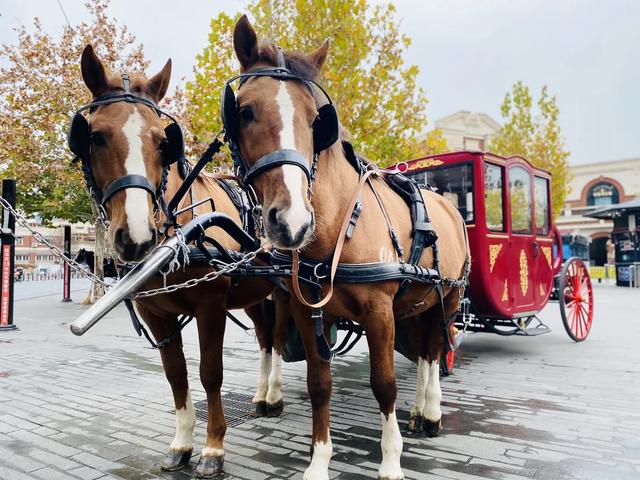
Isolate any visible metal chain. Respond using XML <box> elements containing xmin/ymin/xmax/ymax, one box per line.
<box><xmin>0</xmin><ymin>196</ymin><xmax>272</xmax><ymax>299</ymax></box>
<box><xmin>133</xmin><ymin>242</ymin><xmax>270</xmax><ymax>299</ymax></box>
<box><xmin>0</xmin><ymin>196</ymin><xmax>108</xmax><ymax>286</ymax></box>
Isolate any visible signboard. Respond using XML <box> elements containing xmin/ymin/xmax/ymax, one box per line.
<box><xmin>1</xmin><ymin>244</ymin><xmax>11</xmax><ymax>326</ymax></box>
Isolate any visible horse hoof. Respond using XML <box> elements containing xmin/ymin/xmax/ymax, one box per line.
<box><xmin>160</xmin><ymin>448</ymin><xmax>192</xmax><ymax>471</ymax></box>
<box><xmin>407</xmin><ymin>414</ymin><xmax>424</xmax><ymax>434</ymax></box>
<box><xmin>252</xmin><ymin>401</ymin><xmax>267</xmax><ymax>417</ymax></box>
<box><xmin>266</xmin><ymin>399</ymin><xmax>284</xmax><ymax>417</ymax></box>
<box><xmin>193</xmin><ymin>454</ymin><xmax>224</xmax><ymax>478</ymax></box>
<box><xmin>423</xmin><ymin>417</ymin><xmax>441</xmax><ymax>437</ymax></box>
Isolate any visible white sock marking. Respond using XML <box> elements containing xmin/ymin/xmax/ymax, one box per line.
<box><xmin>275</xmin><ymin>82</ymin><xmax>311</xmax><ymax>240</ymax></box>
<box><xmin>411</xmin><ymin>357</ymin><xmax>429</xmax><ymax>417</ymax></box>
<box><xmin>266</xmin><ymin>351</ymin><xmax>283</xmax><ymax>405</ymax></box>
<box><xmin>201</xmin><ymin>447</ymin><xmax>224</xmax><ymax>458</ymax></box>
<box><xmin>379</xmin><ymin>409</ymin><xmax>404</xmax><ymax>479</ymax></box>
<box><xmin>424</xmin><ymin>360</ymin><xmax>442</xmax><ymax>422</ymax></box>
<box><xmin>170</xmin><ymin>389</ymin><xmax>196</xmax><ymax>451</ymax></box>
<box><xmin>121</xmin><ymin>108</ymin><xmax>153</xmax><ymax>244</ymax></box>
<box><xmin>253</xmin><ymin>348</ymin><xmax>271</xmax><ymax>403</ymax></box>
<box><xmin>304</xmin><ymin>432</ymin><xmax>332</xmax><ymax>480</ymax></box>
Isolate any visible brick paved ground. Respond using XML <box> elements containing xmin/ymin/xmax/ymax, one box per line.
<box><xmin>0</xmin><ymin>282</ymin><xmax>639</xmax><ymax>479</ymax></box>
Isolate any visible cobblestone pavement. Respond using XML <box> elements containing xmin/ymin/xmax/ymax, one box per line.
<box><xmin>0</xmin><ymin>283</ymin><xmax>639</xmax><ymax>479</ymax></box>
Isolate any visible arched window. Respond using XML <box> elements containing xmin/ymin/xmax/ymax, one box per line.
<box><xmin>587</xmin><ymin>182</ymin><xmax>619</xmax><ymax>206</ymax></box>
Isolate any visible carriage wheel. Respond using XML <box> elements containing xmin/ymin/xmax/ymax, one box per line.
<box><xmin>559</xmin><ymin>257</ymin><xmax>593</xmax><ymax>342</ymax></box>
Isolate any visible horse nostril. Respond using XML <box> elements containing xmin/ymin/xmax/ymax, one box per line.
<box><xmin>267</xmin><ymin>208</ymin><xmax>279</xmax><ymax>229</ymax></box>
<box><xmin>114</xmin><ymin>228</ymin><xmax>126</xmax><ymax>245</ymax></box>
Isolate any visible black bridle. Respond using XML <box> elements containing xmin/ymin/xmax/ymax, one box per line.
<box><xmin>220</xmin><ymin>47</ymin><xmax>339</xmax><ymax>191</ymax></box>
<box><xmin>68</xmin><ymin>74</ymin><xmax>185</xmax><ymax>224</ymax></box>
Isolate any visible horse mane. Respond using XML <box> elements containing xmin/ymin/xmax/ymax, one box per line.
<box><xmin>256</xmin><ymin>42</ymin><xmax>320</xmax><ymax>80</ymax></box>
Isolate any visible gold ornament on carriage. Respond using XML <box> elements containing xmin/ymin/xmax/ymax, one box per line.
<box><xmin>519</xmin><ymin>249</ymin><xmax>528</xmax><ymax>295</ymax></box>
<box><xmin>541</xmin><ymin>246</ymin><xmax>552</xmax><ymax>268</ymax></box>
<box><xmin>489</xmin><ymin>244</ymin><xmax>502</xmax><ymax>272</ymax></box>
<box><xmin>407</xmin><ymin>159</ymin><xmax>444</xmax><ymax>171</ymax></box>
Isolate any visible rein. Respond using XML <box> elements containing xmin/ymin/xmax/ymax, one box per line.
<box><xmin>290</xmin><ymin>166</ymin><xmax>379</xmax><ymax>309</ymax></box>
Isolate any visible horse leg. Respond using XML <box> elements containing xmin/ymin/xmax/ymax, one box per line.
<box><xmin>290</xmin><ymin>301</ymin><xmax>333</xmax><ymax>480</ymax></box>
<box><xmin>266</xmin><ymin>292</ymin><xmax>292</xmax><ymax>417</ymax></box>
<box><xmin>244</xmin><ymin>302</ymin><xmax>273</xmax><ymax>417</ymax></box>
<box><xmin>404</xmin><ymin>316</ymin><xmax>429</xmax><ymax>435</ymax></box>
<box><xmin>364</xmin><ymin>303</ymin><xmax>404</xmax><ymax>480</ymax></box>
<box><xmin>136</xmin><ymin>305</ymin><xmax>194</xmax><ymax>471</ymax></box>
<box><xmin>421</xmin><ymin>289</ymin><xmax>462</xmax><ymax>437</ymax></box>
<box><xmin>193</xmin><ymin>299</ymin><xmax>227</xmax><ymax>478</ymax></box>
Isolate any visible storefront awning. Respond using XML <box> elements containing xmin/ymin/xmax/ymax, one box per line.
<box><xmin>585</xmin><ymin>198</ymin><xmax>640</xmax><ymax>219</ymax></box>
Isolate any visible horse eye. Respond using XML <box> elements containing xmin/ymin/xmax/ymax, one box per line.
<box><xmin>90</xmin><ymin>132</ymin><xmax>105</xmax><ymax>146</ymax></box>
<box><xmin>239</xmin><ymin>107</ymin><xmax>255</xmax><ymax>123</ymax></box>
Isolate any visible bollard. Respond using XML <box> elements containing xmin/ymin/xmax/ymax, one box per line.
<box><xmin>62</xmin><ymin>225</ymin><xmax>72</xmax><ymax>302</ymax></box>
<box><xmin>0</xmin><ymin>179</ymin><xmax>17</xmax><ymax>331</ymax></box>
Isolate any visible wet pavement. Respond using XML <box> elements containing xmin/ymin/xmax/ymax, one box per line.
<box><xmin>0</xmin><ymin>282</ymin><xmax>639</xmax><ymax>479</ymax></box>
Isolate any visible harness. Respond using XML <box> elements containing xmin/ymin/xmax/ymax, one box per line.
<box><xmin>221</xmin><ymin>47</ymin><xmax>339</xmax><ymax>192</ymax></box>
<box><xmin>68</xmin><ymin>74</ymin><xmax>186</xmax><ymax>224</ymax></box>
<box><xmin>216</xmin><ymin>52</ymin><xmax>469</xmax><ymax>362</ymax></box>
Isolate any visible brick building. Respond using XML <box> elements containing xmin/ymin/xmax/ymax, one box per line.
<box><xmin>14</xmin><ymin>221</ymin><xmax>96</xmax><ymax>273</ymax></box>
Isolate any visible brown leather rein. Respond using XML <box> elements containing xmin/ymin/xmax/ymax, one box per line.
<box><xmin>290</xmin><ymin>165</ymin><xmax>380</xmax><ymax>309</ymax></box>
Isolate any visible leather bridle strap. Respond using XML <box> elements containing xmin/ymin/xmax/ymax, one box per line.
<box><xmin>101</xmin><ymin>174</ymin><xmax>158</xmax><ymax>206</ymax></box>
<box><xmin>290</xmin><ymin>166</ymin><xmax>378</xmax><ymax>309</ymax></box>
<box><xmin>244</xmin><ymin>149</ymin><xmax>311</xmax><ymax>186</ymax></box>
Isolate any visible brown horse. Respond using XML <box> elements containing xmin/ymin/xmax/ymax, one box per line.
<box><xmin>227</xmin><ymin>17</ymin><xmax>469</xmax><ymax>480</ymax></box>
<box><xmin>74</xmin><ymin>45</ymin><xmax>286</xmax><ymax>478</ymax></box>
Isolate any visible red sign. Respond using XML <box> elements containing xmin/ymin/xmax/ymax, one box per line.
<box><xmin>63</xmin><ymin>262</ymin><xmax>70</xmax><ymax>299</ymax></box>
<box><xmin>1</xmin><ymin>244</ymin><xmax>11</xmax><ymax>326</ymax></box>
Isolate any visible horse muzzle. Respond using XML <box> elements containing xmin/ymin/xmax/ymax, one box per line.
<box><xmin>113</xmin><ymin>228</ymin><xmax>157</xmax><ymax>262</ymax></box>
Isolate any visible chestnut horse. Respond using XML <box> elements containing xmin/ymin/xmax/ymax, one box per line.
<box><xmin>225</xmin><ymin>17</ymin><xmax>469</xmax><ymax>480</ymax></box>
<box><xmin>72</xmin><ymin>45</ymin><xmax>286</xmax><ymax>477</ymax></box>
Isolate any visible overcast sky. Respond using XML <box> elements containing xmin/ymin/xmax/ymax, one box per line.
<box><xmin>1</xmin><ymin>0</ymin><xmax>638</xmax><ymax>165</ymax></box>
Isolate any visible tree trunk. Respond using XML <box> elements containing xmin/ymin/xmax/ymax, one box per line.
<box><xmin>82</xmin><ymin>204</ymin><xmax>106</xmax><ymax>305</ymax></box>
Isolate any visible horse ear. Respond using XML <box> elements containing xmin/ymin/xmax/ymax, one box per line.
<box><xmin>234</xmin><ymin>14</ymin><xmax>259</xmax><ymax>71</ymax></box>
<box><xmin>147</xmin><ymin>59</ymin><xmax>172</xmax><ymax>102</ymax></box>
<box><xmin>81</xmin><ymin>45</ymin><xmax>109</xmax><ymax>97</ymax></box>
<box><xmin>309</xmin><ymin>39</ymin><xmax>330</xmax><ymax>70</ymax></box>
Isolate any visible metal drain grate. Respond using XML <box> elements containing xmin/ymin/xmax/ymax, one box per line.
<box><xmin>172</xmin><ymin>392</ymin><xmax>255</xmax><ymax>428</ymax></box>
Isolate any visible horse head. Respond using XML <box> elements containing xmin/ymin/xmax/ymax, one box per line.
<box><xmin>70</xmin><ymin>45</ymin><xmax>176</xmax><ymax>262</ymax></box>
<box><xmin>225</xmin><ymin>16</ymin><xmax>338</xmax><ymax>250</ymax></box>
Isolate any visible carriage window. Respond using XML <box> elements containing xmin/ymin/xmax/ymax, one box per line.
<box><xmin>484</xmin><ymin>163</ymin><xmax>504</xmax><ymax>231</ymax></box>
<box><xmin>509</xmin><ymin>166</ymin><xmax>532</xmax><ymax>233</ymax></box>
<box><xmin>534</xmin><ymin>176</ymin><xmax>550</xmax><ymax>235</ymax></box>
<box><xmin>408</xmin><ymin>164</ymin><xmax>474</xmax><ymax>222</ymax></box>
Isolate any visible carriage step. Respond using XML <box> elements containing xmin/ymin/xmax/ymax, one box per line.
<box><xmin>513</xmin><ymin>317</ymin><xmax>551</xmax><ymax>336</ymax></box>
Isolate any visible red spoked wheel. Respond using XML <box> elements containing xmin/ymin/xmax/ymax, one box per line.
<box><xmin>559</xmin><ymin>257</ymin><xmax>594</xmax><ymax>341</ymax></box>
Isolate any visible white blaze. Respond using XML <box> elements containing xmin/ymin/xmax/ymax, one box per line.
<box><xmin>266</xmin><ymin>352</ymin><xmax>283</xmax><ymax>405</ymax></box>
<box><xmin>378</xmin><ymin>409</ymin><xmax>404</xmax><ymax>479</ymax></box>
<box><xmin>121</xmin><ymin>108</ymin><xmax>153</xmax><ymax>244</ymax></box>
<box><xmin>253</xmin><ymin>348</ymin><xmax>272</xmax><ymax>403</ymax></box>
<box><xmin>170</xmin><ymin>389</ymin><xmax>196</xmax><ymax>451</ymax></box>
<box><xmin>424</xmin><ymin>360</ymin><xmax>442</xmax><ymax>422</ymax></box>
<box><xmin>275</xmin><ymin>82</ymin><xmax>311</xmax><ymax>239</ymax></box>
<box><xmin>304</xmin><ymin>433</ymin><xmax>333</xmax><ymax>480</ymax></box>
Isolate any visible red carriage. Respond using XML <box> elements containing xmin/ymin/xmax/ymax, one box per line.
<box><xmin>394</xmin><ymin>151</ymin><xmax>594</xmax><ymax>372</ymax></box>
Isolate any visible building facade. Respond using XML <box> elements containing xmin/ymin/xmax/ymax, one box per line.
<box><xmin>434</xmin><ymin>111</ymin><xmax>501</xmax><ymax>152</ymax></box>
<box><xmin>14</xmin><ymin>221</ymin><xmax>96</xmax><ymax>273</ymax></box>
<box><xmin>556</xmin><ymin>157</ymin><xmax>640</xmax><ymax>265</ymax></box>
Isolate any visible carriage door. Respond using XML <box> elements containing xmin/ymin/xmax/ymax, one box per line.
<box><xmin>532</xmin><ymin>176</ymin><xmax>554</xmax><ymax>304</ymax></box>
<box><xmin>508</xmin><ymin>166</ymin><xmax>536</xmax><ymax>313</ymax></box>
